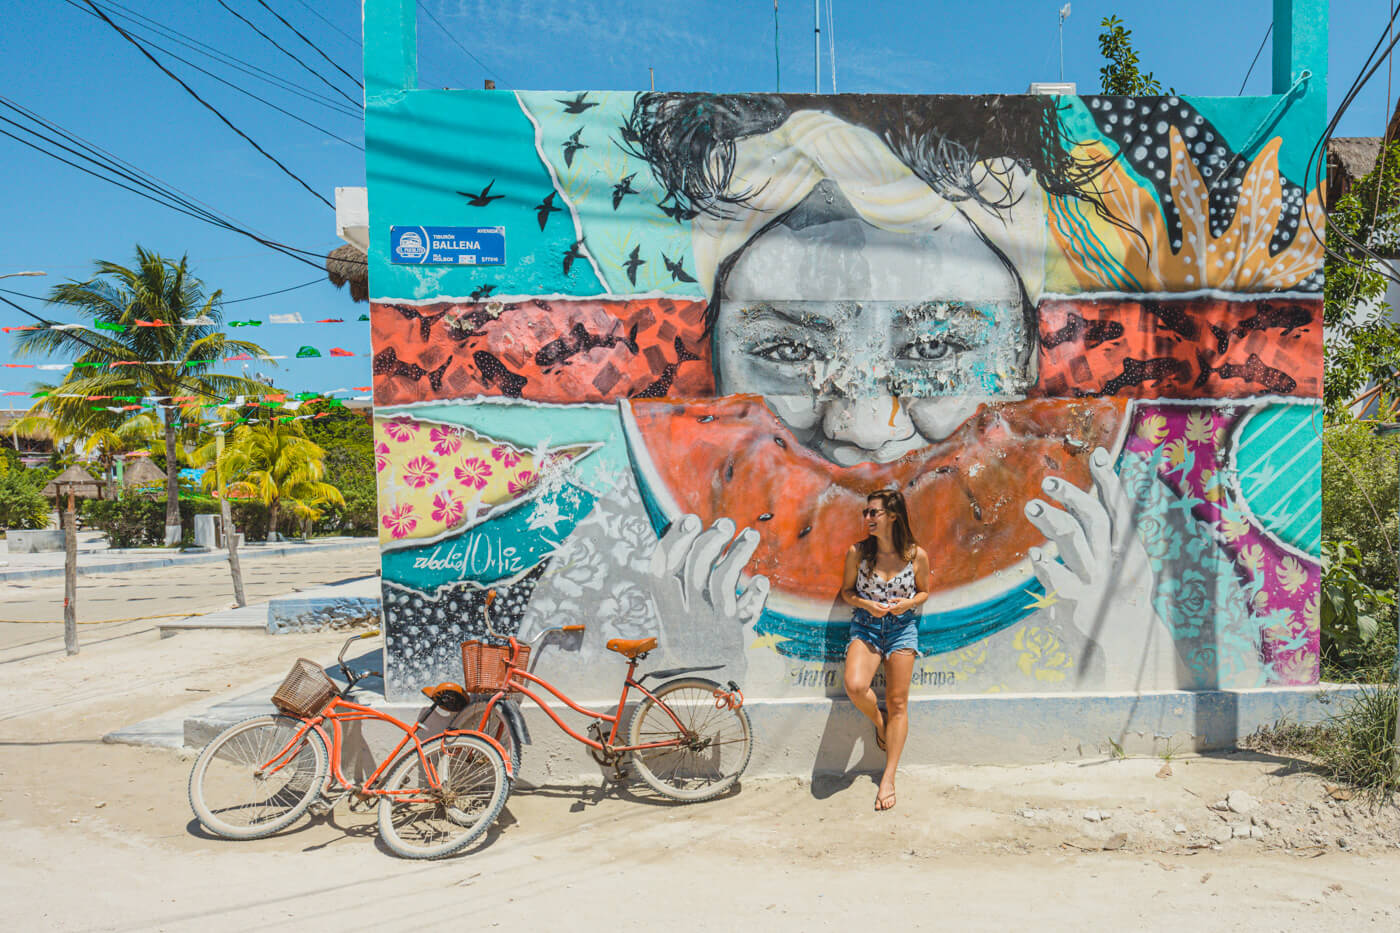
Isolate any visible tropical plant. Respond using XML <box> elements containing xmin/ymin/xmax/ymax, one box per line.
<box><xmin>11</xmin><ymin>395</ymin><xmax>159</xmax><ymax>488</ymax></box>
<box><xmin>1097</xmin><ymin>15</ymin><xmax>1164</xmax><ymax>96</ymax></box>
<box><xmin>12</xmin><ymin>247</ymin><xmax>269</xmax><ymax>544</ymax></box>
<box><xmin>0</xmin><ymin>468</ymin><xmax>51</xmax><ymax>530</ymax></box>
<box><xmin>193</xmin><ymin>417</ymin><xmax>344</xmax><ymax>541</ymax></box>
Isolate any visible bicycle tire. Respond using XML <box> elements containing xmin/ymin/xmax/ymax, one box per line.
<box><xmin>626</xmin><ymin>677</ymin><xmax>753</xmax><ymax>802</ymax></box>
<box><xmin>376</xmin><ymin>733</ymin><xmax>508</xmax><ymax>859</ymax></box>
<box><xmin>188</xmin><ymin>714</ymin><xmax>328</xmax><ymax>839</ymax></box>
<box><xmin>454</xmin><ymin>700</ymin><xmax>522</xmax><ymax>777</ymax></box>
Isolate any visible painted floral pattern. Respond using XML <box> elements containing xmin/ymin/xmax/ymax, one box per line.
<box><xmin>373</xmin><ymin>414</ymin><xmax>599</xmax><ymax>545</ymax></box>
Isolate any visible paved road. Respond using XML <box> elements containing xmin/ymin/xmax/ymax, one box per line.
<box><xmin>0</xmin><ymin>543</ymin><xmax>381</xmax><ymax>651</ymax></box>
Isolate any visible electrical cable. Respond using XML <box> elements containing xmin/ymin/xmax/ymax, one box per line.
<box><xmin>251</xmin><ymin>0</ymin><xmax>363</xmax><ymax>90</ymax></box>
<box><xmin>59</xmin><ymin>3</ymin><xmax>362</xmax><ymax>150</ymax></box>
<box><xmin>213</xmin><ymin>0</ymin><xmax>360</xmax><ymax>108</ymax></box>
<box><xmin>416</xmin><ymin>1</ymin><xmax>513</xmax><ymax>89</ymax></box>
<box><xmin>221</xmin><ymin>276</ymin><xmax>327</xmax><ymax>303</ymax></box>
<box><xmin>81</xmin><ymin>0</ymin><xmax>335</xmax><ymax>210</ymax></box>
<box><xmin>61</xmin><ymin>0</ymin><xmax>361</xmax><ymax>119</ymax></box>
<box><xmin>289</xmin><ymin>0</ymin><xmax>361</xmax><ymax>47</ymax></box>
<box><xmin>1237</xmin><ymin>22</ymin><xmax>1273</xmax><ymax>95</ymax></box>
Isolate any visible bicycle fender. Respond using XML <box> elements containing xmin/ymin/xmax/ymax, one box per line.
<box><xmin>495</xmin><ymin>698</ymin><xmax>531</xmax><ymax>746</ymax></box>
<box><xmin>442</xmin><ymin>729</ymin><xmax>515</xmax><ymax>779</ymax></box>
<box><xmin>637</xmin><ymin>664</ymin><xmax>726</xmax><ymax>684</ymax></box>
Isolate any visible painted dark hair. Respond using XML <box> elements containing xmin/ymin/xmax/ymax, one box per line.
<box><xmin>857</xmin><ymin>489</ymin><xmax>918</xmax><ymax>566</ymax></box>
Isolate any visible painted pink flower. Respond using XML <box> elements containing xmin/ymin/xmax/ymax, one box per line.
<box><xmin>382</xmin><ymin>504</ymin><xmax>417</xmax><ymax>539</ymax></box>
<box><xmin>383</xmin><ymin>417</ymin><xmax>418</xmax><ymax>442</ymax></box>
<box><xmin>375</xmin><ymin>441</ymin><xmax>390</xmax><ymax>473</ymax></box>
<box><xmin>430</xmin><ymin>425</ymin><xmax>464</xmax><ymax>457</ymax></box>
<box><xmin>403</xmin><ymin>455</ymin><xmax>439</xmax><ymax>488</ymax></box>
<box><xmin>490</xmin><ymin>444</ymin><xmax>521</xmax><ymax>468</ymax></box>
<box><xmin>431</xmin><ymin>490</ymin><xmax>464</xmax><ymax>525</ymax></box>
<box><xmin>508</xmin><ymin>470</ymin><xmax>537</xmax><ymax>495</ymax></box>
<box><xmin>454</xmin><ymin>457</ymin><xmax>492</xmax><ymax>490</ymax></box>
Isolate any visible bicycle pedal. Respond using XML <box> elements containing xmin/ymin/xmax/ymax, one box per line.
<box><xmin>308</xmin><ymin>793</ymin><xmax>343</xmax><ymax>817</ymax></box>
<box><xmin>348</xmin><ymin>792</ymin><xmax>377</xmax><ymax>813</ymax></box>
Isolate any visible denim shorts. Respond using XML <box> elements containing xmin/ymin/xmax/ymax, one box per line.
<box><xmin>848</xmin><ymin>607</ymin><xmax>921</xmax><ymax>658</ymax></box>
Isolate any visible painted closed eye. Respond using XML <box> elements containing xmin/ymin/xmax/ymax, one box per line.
<box><xmin>749</xmin><ymin>340</ymin><xmax>824</xmax><ymax>363</ymax></box>
<box><xmin>898</xmin><ymin>335</ymin><xmax>970</xmax><ymax>362</ymax></box>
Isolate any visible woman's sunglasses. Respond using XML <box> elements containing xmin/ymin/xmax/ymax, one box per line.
<box><xmin>862</xmin><ymin>508</ymin><xmax>886</xmax><ymax>518</ymax></box>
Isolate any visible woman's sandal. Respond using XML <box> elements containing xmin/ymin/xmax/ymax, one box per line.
<box><xmin>875</xmin><ymin>790</ymin><xmax>896</xmax><ymax>811</ymax></box>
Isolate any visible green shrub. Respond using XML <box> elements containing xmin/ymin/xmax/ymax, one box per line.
<box><xmin>1247</xmin><ymin>686</ymin><xmax>1399</xmax><ymax>801</ymax></box>
<box><xmin>0</xmin><ymin>469</ymin><xmax>52</xmax><ymax>530</ymax></box>
<box><xmin>82</xmin><ymin>496</ymin><xmax>272</xmax><ymax>547</ymax></box>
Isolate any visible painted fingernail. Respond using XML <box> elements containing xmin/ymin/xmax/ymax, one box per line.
<box><xmin>1042</xmin><ymin>477</ymin><xmax>1058</xmax><ymax>492</ymax></box>
<box><xmin>1092</xmin><ymin>448</ymin><xmax>1110</xmax><ymax>467</ymax></box>
<box><xmin>1029</xmin><ymin>547</ymin><xmax>1042</xmax><ymax>561</ymax></box>
<box><xmin>1025</xmin><ymin>501</ymin><xmax>1043</xmax><ymax>517</ymax></box>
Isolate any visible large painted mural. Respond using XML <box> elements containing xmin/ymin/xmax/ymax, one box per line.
<box><xmin>365</xmin><ymin>89</ymin><xmax>1323</xmax><ymax>701</ymax></box>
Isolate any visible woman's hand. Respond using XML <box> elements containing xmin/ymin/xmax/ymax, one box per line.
<box><xmin>863</xmin><ymin>599</ymin><xmax>892</xmax><ymax>618</ymax></box>
<box><xmin>884</xmin><ymin>598</ymin><xmax>918</xmax><ymax>616</ymax></box>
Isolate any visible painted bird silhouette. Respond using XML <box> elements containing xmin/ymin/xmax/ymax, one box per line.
<box><xmin>661</xmin><ymin>252</ymin><xmax>696</xmax><ymax>283</ymax></box>
<box><xmin>535</xmin><ymin>191</ymin><xmax>562</xmax><ymax>230</ymax></box>
<box><xmin>562</xmin><ymin>239</ymin><xmax>586</xmax><ymax>275</ymax></box>
<box><xmin>557</xmin><ymin>92</ymin><xmax>599</xmax><ymax>114</ymax></box>
<box><xmin>470</xmin><ymin>284</ymin><xmax>496</xmax><ymax>300</ymax></box>
<box><xmin>457</xmin><ymin>180</ymin><xmax>504</xmax><ymax>206</ymax></box>
<box><xmin>624</xmin><ymin>245</ymin><xmax>646</xmax><ymax>286</ymax></box>
<box><xmin>611</xmin><ymin>173</ymin><xmax>638</xmax><ymax>210</ymax></box>
<box><xmin>562</xmin><ymin>128</ymin><xmax>587</xmax><ymax>167</ymax></box>
<box><xmin>658</xmin><ymin>199</ymin><xmax>698</xmax><ymax>222</ymax></box>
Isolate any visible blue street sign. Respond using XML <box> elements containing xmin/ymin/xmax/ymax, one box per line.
<box><xmin>390</xmin><ymin>226</ymin><xmax>506</xmax><ymax>265</ymax></box>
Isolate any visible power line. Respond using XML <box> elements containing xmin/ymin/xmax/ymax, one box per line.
<box><xmin>213</xmin><ymin>0</ymin><xmax>360</xmax><ymax>108</ymax></box>
<box><xmin>288</xmin><ymin>0</ymin><xmax>361</xmax><ymax>48</ymax></box>
<box><xmin>251</xmin><ymin>0</ymin><xmax>363</xmax><ymax>90</ymax></box>
<box><xmin>221</xmin><ymin>276</ymin><xmax>327</xmax><ymax>303</ymax></box>
<box><xmin>416</xmin><ymin>1</ymin><xmax>514</xmax><ymax>89</ymax></box>
<box><xmin>60</xmin><ymin>1</ymin><xmax>361</xmax><ymax>150</ymax></box>
<box><xmin>80</xmin><ymin>0</ymin><xmax>335</xmax><ymax>211</ymax></box>
<box><xmin>1237</xmin><ymin>22</ymin><xmax>1273</xmax><ymax>95</ymax></box>
<box><xmin>64</xmin><ymin>0</ymin><xmax>361</xmax><ymax>119</ymax></box>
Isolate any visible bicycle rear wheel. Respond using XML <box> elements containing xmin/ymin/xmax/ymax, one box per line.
<box><xmin>626</xmin><ymin>677</ymin><xmax>752</xmax><ymax>802</ymax></box>
<box><xmin>188</xmin><ymin>714</ymin><xmax>328</xmax><ymax>839</ymax></box>
<box><xmin>377</xmin><ymin>733</ymin><xmax>508</xmax><ymax>859</ymax></box>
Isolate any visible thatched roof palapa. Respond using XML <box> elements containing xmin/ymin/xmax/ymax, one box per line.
<box><xmin>42</xmin><ymin>464</ymin><xmax>105</xmax><ymax>500</ymax></box>
<box><xmin>121</xmin><ymin>456</ymin><xmax>165</xmax><ymax>492</ymax></box>
<box><xmin>326</xmin><ymin>244</ymin><xmax>368</xmax><ymax>303</ymax></box>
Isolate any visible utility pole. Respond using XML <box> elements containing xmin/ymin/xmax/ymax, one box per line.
<box><xmin>814</xmin><ymin>0</ymin><xmax>821</xmax><ymax>92</ymax></box>
<box><xmin>1058</xmin><ymin>3</ymin><xmax>1071</xmax><ymax>84</ymax></box>
<box><xmin>216</xmin><ymin>429</ymin><xmax>247</xmax><ymax>607</ymax></box>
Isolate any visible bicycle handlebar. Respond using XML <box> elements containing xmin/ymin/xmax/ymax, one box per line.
<box><xmin>481</xmin><ymin>589</ymin><xmax>585</xmax><ymax>677</ymax></box>
<box><xmin>337</xmin><ymin>629</ymin><xmax>382</xmax><ymax>686</ymax></box>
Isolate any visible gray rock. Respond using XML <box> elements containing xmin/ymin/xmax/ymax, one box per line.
<box><xmin>1173</xmin><ymin>823</ymin><xmax>1187</xmax><ymax>834</ymax></box>
<box><xmin>1226</xmin><ymin>790</ymin><xmax>1260</xmax><ymax>815</ymax></box>
<box><xmin>1207</xmin><ymin>824</ymin><xmax>1234</xmax><ymax>844</ymax></box>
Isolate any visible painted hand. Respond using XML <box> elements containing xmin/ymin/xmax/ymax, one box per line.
<box><xmin>1023</xmin><ymin>447</ymin><xmax>1181</xmax><ymax>690</ymax></box>
<box><xmin>648</xmin><ymin>514</ymin><xmax>771</xmax><ymax>661</ymax></box>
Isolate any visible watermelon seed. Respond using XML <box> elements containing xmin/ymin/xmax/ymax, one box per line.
<box><xmin>697</xmin><ymin>414</ymin><xmax>715</xmax><ymax>423</ymax></box>
<box><xmin>757</xmin><ymin>512</ymin><xmax>774</xmax><ymax>522</ymax></box>
<box><xmin>725</xmin><ymin>463</ymin><xmax>735</xmax><ymax>481</ymax></box>
<box><xmin>773</xmin><ymin>436</ymin><xmax>787</xmax><ymax>448</ymax></box>
<box><xmin>797</xmin><ymin>525</ymin><xmax>812</xmax><ymax>538</ymax></box>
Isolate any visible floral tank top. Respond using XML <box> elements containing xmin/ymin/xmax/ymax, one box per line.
<box><xmin>856</xmin><ymin>557</ymin><xmax>917</xmax><ymax>603</ymax></box>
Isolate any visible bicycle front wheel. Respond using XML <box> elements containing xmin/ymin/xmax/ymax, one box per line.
<box><xmin>626</xmin><ymin>677</ymin><xmax>753</xmax><ymax>802</ymax></box>
<box><xmin>188</xmin><ymin>714</ymin><xmax>328</xmax><ymax>839</ymax></box>
<box><xmin>377</xmin><ymin>733</ymin><xmax>508</xmax><ymax>859</ymax></box>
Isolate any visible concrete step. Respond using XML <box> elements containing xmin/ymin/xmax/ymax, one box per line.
<box><xmin>156</xmin><ymin>576</ymin><xmax>383</xmax><ymax>637</ymax></box>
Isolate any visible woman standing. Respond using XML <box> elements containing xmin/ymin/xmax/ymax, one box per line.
<box><xmin>841</xmin><ymin>490</ymin><xmax>930</xmax><ymax>812</ymax></box>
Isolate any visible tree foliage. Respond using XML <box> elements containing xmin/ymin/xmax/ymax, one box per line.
<box><xmin>1097</xmin><ymin>15</ymin><xmax>1163</xmax><ymax>96</ymax></box>
<box><xmin>14</xmin><ymin>247</ymin><xmax>269</xmax><ymax>540</ymax></box>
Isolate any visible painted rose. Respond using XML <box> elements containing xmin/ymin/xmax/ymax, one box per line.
<box><xmin>403</xmin><ymin>455</ymin><xmax>440</xmax><ymax>489</ymax></box>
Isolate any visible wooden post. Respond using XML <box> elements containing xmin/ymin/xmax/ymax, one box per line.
<box><xmin>216</xmin><ymin>430</ymin><xmax>247</xmax><ymax>607</ymax></box>
<box><xmin>63</xmin><ymin>489</ymin><xmax>78</xmax><ymax>656</ymax></box>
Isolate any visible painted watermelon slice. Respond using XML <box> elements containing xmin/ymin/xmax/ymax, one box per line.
<box><xmin>621</xmin><ymin>395</ymin><xmax>1129</xmax><ymax>659</ymax></box>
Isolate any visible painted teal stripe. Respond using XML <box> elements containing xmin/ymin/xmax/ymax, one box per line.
<box><xmin>1049</xmin><ymin>197</ymin><xmax>1129</xmax><ymax>291</ymax></box>
<box><xmin>1064</xmin><ymin>197</ymin><xmax>1142</xmax><ymax>291</ymax></box>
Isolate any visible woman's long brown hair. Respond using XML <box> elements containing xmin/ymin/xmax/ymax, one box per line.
<box><xmin>857</xmin><ymin>489</ymin><xmax>918</xmax><ymax>566</ymax></box>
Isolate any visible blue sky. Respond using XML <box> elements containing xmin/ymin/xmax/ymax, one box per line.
<box><xmin>0</xmin><ymin>0</ymin><xmax>1388</xmax><ymax>398</ymax></box>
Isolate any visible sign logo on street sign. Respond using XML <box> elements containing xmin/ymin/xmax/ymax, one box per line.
<box><xmin>390</xmin><ymin>226</ymin><xmax>506</xmax><ymax>265</ymax></box>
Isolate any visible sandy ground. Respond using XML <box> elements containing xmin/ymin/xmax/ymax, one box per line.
<box><xmin>3</xmin><ymin>614</ymin><xmax>1399</xmax><ymax>932</ymax></box>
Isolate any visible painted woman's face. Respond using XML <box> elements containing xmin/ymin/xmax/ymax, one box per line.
<box><xmin>713</xmin><ymin>212</ymin><xmax>1035</xmax><ymax>466</ymax></box>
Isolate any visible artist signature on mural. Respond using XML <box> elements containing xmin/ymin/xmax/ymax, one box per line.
<box><xmin>411</xmin><ymin>537</ymin><xmax>530</xmax><ymax>580</ymax></box>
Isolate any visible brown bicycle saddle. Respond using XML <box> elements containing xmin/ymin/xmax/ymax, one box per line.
<box><xmin>605</xmin><ymin>637</ymin><xmax>657</xmax><ymax>659</ymax></box>
<box><xmin>421</xmin><ymin>682</ymin><xmax>470</xmax><ymax>712</ymax></box>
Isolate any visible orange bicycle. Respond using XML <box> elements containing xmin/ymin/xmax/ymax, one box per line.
<box><xmin>188</xmin><ymin>630</ymin><xmax>511</xmax><ymax>859</ymax></box>
<box><xmin>442</xmin><ymin>592</ymin><xmax>752</xmax><ymax>801</ymax></box>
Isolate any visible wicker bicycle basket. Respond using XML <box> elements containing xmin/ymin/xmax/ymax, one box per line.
<box><xmin>461</xmin><ymin>640</ymin><xmax>529</xmax><ymax>694</ymax></box>
<box><xmin>271</xmin><ymin>658</ymin><xmax>340</xmax><ymax>718</ymax></box>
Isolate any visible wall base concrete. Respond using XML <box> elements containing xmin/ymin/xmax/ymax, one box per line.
<box><xmin>4</xmin><ymin>529</ymin><xmax>65</xmax><ymax>553</ymax></box>
<box><xmin>357</xmin><ymin>684</ymin><xmax>1358</xmax><ymax>787</ymax></box>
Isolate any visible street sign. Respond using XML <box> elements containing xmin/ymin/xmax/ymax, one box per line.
<box><xmin>390</xmin><ymin>226</ymin><xmax>506</xmax><ymax>265</ymax></box>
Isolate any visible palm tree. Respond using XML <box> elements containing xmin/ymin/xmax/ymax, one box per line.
<box><xmin>14</xmin><ymin>247</ymin><xmax>269</xmax><ymax>544</ymax></box>
<box><xmin>13</xmin><ymin>388</ymin><xmax>160</xmax><ymax>490</ymax></box>
<box><xmin>193</xmin><ymin>417</ymin><xmax>345</xmax><ymax>541</ymax></box>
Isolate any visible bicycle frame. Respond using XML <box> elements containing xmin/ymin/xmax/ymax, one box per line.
<box><xmin>476</xmin><ymin>644</ymin><xmax>689</xmax><ymax>754</ymax></box>
<box><xmin>258</xmin><ymin>696</ymin><xmax>514</xmax><ymax>803</ymax></box>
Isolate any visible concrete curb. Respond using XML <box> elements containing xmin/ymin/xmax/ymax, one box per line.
<box><xmin>0</xmin><ymin>538</ymin><xmax>374</xmax><ymax>583</ymax></box>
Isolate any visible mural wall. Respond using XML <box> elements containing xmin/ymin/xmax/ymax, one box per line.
<box><xmin>365</xmin><ymin>89</ymin><xmax>1323</xmax><ymax>701</ymax></box>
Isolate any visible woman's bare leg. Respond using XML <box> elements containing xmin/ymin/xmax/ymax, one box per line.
<box><xmin>843</xmin><ymin>639</ymin><xmax>886</xmax><ymax>745</ymax></box>
<box><xmin>877</xmin><ymin>649</ymin><xmax>916</xmax><ymax>810</ymax></box>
